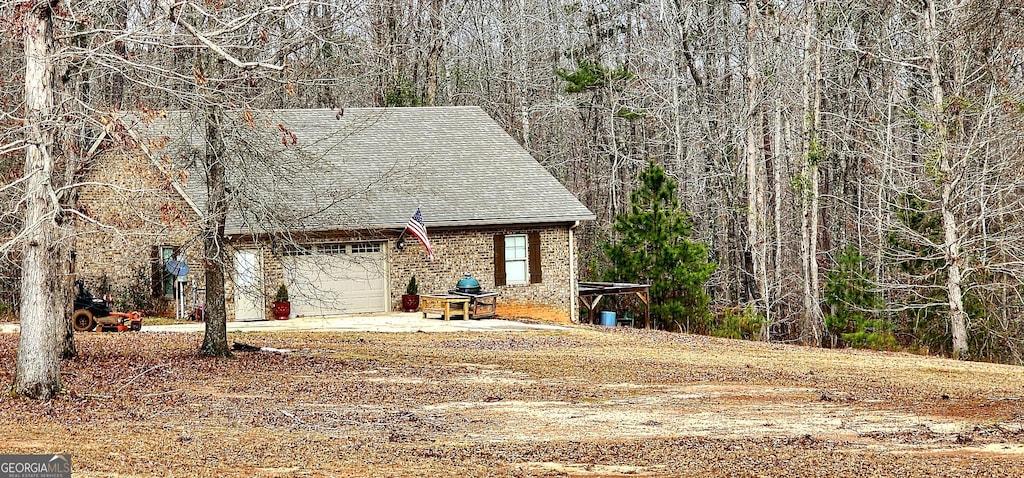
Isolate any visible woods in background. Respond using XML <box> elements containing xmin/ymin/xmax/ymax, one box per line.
<box><xmin>2</xmin><ymin>0</ymin><xmax>1023</xmax><ymax>364</ymax></box>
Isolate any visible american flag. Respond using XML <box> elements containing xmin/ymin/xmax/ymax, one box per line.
<box><xmin>405</xmin><ymin>208</ymin><xmax>434</xmax><ymax>261</ymax></box>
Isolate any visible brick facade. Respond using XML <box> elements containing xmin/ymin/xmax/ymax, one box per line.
<box><xmin>74</xmin><ymin>153</ymin><xmax>203</xmax><ymax>316</ymax></box>
<box><xmin>226</xmin><ymin>223</ymin><xmax>580</xmax><ymax>323</ymax></box>
<box><xmin>79</xmin><ymin>155</ymin><xmax>582</xmax><ymax>323</ymax></box>
<box><xmin>389</xmin><ymin>225</ymin><xmax>578</xmax><ymax>323</ymax></box>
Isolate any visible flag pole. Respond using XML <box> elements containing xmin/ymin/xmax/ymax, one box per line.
<box><xmin>396</xmin><ymin>204</ymin><xmax>420</xmax><ymax>250</ymax></box>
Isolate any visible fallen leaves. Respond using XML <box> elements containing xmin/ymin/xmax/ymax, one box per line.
<box><xmin>0</xmin><ymin>329</ymin><xmax>1022</xmax><ymax>476</ymax></box>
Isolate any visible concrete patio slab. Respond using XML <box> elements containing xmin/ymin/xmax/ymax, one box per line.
<box><xmin>0</xmin><ymin>313</ymin><xmax>568</xmax><ymax>334</ymax></box>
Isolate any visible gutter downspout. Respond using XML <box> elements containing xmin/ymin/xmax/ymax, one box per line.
<box><xmin>569</xmin><ymin>221</ymin><xmax>580</xmax><ymax>323</ymax></box>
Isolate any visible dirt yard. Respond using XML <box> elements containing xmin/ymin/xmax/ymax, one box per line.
<box><xmin>2</xmin><ymin>326</ymin><xmax>1023</xmax><ymax>477</ymax></box>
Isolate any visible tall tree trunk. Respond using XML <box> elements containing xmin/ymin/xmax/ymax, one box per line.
<box><xmin>516</xmin><ymin>0</ymin><xmax>530</xmax><ymax>149</ymax></box>
<box><xmin>56</xmin><ymin>14</ymin><xmax>99</xmax><ymax>361</ymax></box>
<box><xmin>876</xmin><ymin>78</ymin><xmax>896</xmax><ymax>285</ymax></box>
<box><xmin>800</xmin><ymin>0</ymin><xmax>823</xmax><ymax>346</ymax></box>
<box><xmin>743</xmin><ymin>0</ymin><xmax>767</xmax><ymax>314</ymax></box>
<box><xmin>923</xmin><ymin>0</ymin><xmax>968</xmax><ymax>358</ymax></box>
<box><xmin>59</xmin><ymin>246</ymin><xmax>75</xmax><ymax>359</ymax></box>
<box><xmin>371</xmin><ymin>1</ymin><xmax>402</xmax><ymax>106</ymax></box>
<box><xmin>424</xmin><ymin>0</ymin><xmax>442</xmax><ymax>106</ymax></box>
<box><xmin>199</xmin><ymin>51</ymin><xmax>231</xmax><ymax>358</ymax></box>
<box><xmin>13</xmin><ymin>0</ymin><xmax>66</xmax><ymax>399</ymax></box>
<box><xmin>768</xmin><ymin>104</ymin><xmax>782</xmax><ymax>341</ymax></box>
<box><xmin>109</xmin><ymin>0</ymin><xmax>128</xmax><ymax>109</ymax></box>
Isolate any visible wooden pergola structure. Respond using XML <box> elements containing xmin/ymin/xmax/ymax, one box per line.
<box><xmin>577</xmin><ymin>281</ymin><xmax>651</xmax><ymax>329</ymax></box>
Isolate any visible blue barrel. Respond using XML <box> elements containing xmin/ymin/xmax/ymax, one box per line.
<box><xmin>599</xmin><ymin>311</ymin><xmax>617</xmax><ymax>326</ymax></box>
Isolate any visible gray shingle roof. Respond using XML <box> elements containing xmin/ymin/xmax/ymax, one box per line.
<box><xmin>135</xmin><ymin>107</ymin><xmax>594</xmax><ymax>234</ymax></box>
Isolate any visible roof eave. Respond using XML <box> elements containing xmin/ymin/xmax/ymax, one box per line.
<box><xmin>224</xmin><ymin>215</ymin><xmax>596</xmax><ymax>237</ymax></box>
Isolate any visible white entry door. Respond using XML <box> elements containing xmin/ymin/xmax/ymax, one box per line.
<box><xmin>233</xmin><ymin>250</ymin><xmax>265</xmax><ymax>321</ymax></box>
<box><xmin>282</xmin><ymin>242</ymin><xmax>387</xmax><ymax>317</ymax></box>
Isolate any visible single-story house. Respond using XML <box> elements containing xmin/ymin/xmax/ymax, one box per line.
<box><xmin>74</xmin><ymin>107</ymin><xmax>595</xmax><ymax>322</ymax></box>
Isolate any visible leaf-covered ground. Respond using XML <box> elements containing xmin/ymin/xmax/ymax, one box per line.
<box><xmin>1</xmin><ymin>327</ymin><xmax>1023</xmax><ymax>477</ymax></box>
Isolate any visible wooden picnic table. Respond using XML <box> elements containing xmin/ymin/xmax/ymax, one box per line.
<box><xmin>420</xmin><ymin>294</ymin><xmax>471</xmax><ymax>321</ymax></box>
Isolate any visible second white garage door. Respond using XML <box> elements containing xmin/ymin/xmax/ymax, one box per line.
<box><xmin>282</xmin><ymin>242</ymin><xmax>387</xmax><ymax>316</ymax></box>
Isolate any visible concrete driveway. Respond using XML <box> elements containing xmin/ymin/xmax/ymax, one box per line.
<box><xmin>0</xmin><ymin>313</ymin><xmax>567</xmax><ymax>334</ymax></box>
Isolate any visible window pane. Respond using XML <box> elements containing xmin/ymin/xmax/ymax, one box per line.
<box><xmin>506</xmin><ymin>260</ymin><xmax>527</xmax><ymax>283</ymax></box>
<box><xmin>161</xmin><ymin>246</ymin><xmax>175</xmax><ymax>296</ymax></box>
<box><xmin>282</xmin><ymin>245</ymin><xmax>309</xmax><ymax>256</ymax></box>
<box><xmin>319</xmin><ymin>243</ymin><xmax>348</xmax><ymax>255</ymax></box>
<box><xmin>504</xmin><ymin>235</ymin><xmax>528</xmax><ymax>283</ymax></box>
<box><xmin>505</xmin><ymin>235</ymin><xmax>526</xmax><ymax>260</ymax></box>
<box><xmin>352</xmin><ymin>242</ymin><xmax>381</xmax><ymax>254</ymax></box>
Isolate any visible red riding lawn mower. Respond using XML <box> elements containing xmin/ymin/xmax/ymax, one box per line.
<box><xmin>72</xmin><ymin>279</ymin><xmax>143</xmax><ymax>332</ymax></box>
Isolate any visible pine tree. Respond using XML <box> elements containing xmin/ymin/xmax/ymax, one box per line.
<box><xmin>603</xmin><ymin>162</ymin><xmax>715</xmax><ymax>331</ymax></box>
<box><xmin>823</xmin><ymin>246</ymin><xmax>895</xmax><ymax>350</ymax></box>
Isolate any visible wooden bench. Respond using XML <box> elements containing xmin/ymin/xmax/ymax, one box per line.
<box><xmin>420</xmin><ymin>294</ymin><xmax>470</xmax><ymax>321</ymax></box>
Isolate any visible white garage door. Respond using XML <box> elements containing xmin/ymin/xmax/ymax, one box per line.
<box><xmin>282</xmin><ymin>242</ymin><xmax>387</xmax><ymax>316</ymax></box>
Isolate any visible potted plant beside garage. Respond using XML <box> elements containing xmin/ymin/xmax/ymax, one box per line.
<box><xmin>272</xmin><ymin>283</ymin><xmax>291</xmax><ymax>320</ymax></box>
<box><xmin>402</xmin><ymin>275</ymin><xmax>420</xmax><ymax>312</ymax></box>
